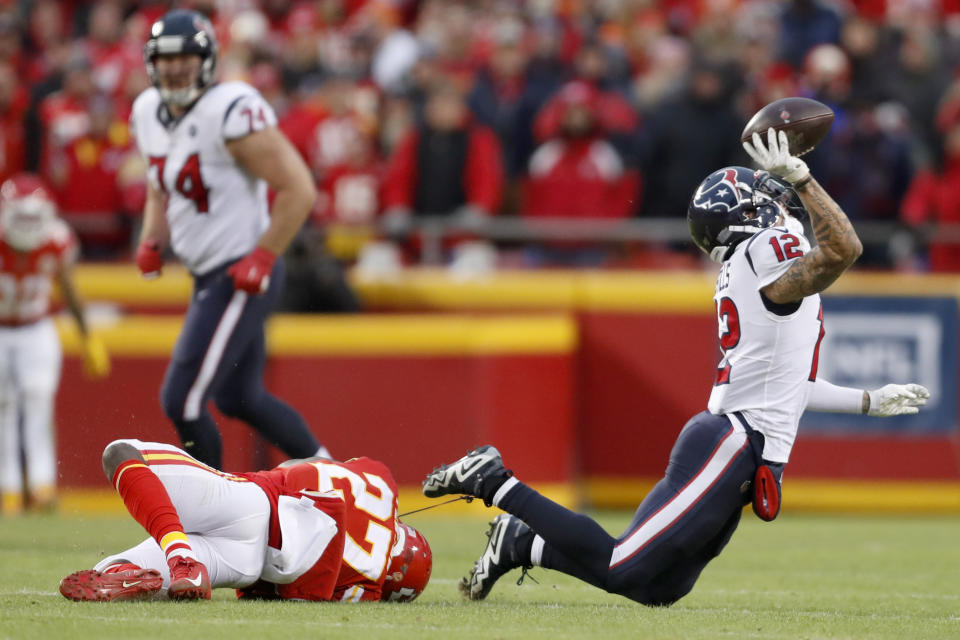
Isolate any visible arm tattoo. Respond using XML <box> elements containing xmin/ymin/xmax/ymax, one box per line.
<box><xmin>763</xmin><ymin>178</ymin><xmax>863</xmax><ymax>304</ymax></box>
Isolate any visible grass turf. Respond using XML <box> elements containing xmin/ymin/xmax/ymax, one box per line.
<box><xmin>1</xmin><ymin>509</ymin><xmax>957</xmax><ymax>639</ymax></box>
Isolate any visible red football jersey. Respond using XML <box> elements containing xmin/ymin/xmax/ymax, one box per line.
<box><xmin>0</xmin><ymin>219</ymin><xmax>77</xmax><ymax>326</ymax></box>
<box><xmin>242</xmin><ymin>457</ymin><xmax>400</xmax><ymax>602</ymax></box>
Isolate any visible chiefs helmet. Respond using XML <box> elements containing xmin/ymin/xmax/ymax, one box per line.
<box><xmin>144</xmin><ymin>9</ymin><xmax>218</xmax><ymax>108</ymax></box>
<box><xmin>381</xmin><ymin>522</ymin><xmax>432</xmax><ymax>602</ymax></box>
<box><xmin>687</xmin><ymin>166</ymin><xmax>806</xmax><ymax>263</ymax></box>
<box><xmin>0</xmin><ymin>173</ymin><xmax>57</xmax><ymax>251</ymax></box>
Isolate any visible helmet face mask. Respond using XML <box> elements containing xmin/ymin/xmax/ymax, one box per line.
<box><xmin>687</xmin><ymin>166</ymin><xmax>804</xmax><ymax>262</ymax></box>
<box><xmin>144</xmin><ymin>10</ymin><xmax>218</xmax><ymax>108</ymax></box>
<box><xmin>381</xmin><ymin>522</ymin><xmax>432</xmax><ymax>602</ymax></box>
<box><xmin>1</xmin><ymin>174</ymin><xmax>56</xmax><ymax>251</ymax></box>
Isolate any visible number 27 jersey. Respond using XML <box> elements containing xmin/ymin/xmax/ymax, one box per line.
<box><xmin>130</xmin><ymin>82</ymin><xmax>277</xmax><ymax>275</ymax></box>
<box><xmin>707</xmin><ymin>226</ymin><xmax>824</xmax><ymax>463</ymax></box>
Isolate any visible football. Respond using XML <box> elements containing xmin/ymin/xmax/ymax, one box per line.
<box><xmin>740</xmin><ymin>97</ymin><xmax>834</xmax><ymax>157</ymax></box>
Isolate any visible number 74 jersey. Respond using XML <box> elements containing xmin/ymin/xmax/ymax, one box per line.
<box><xmin>130</xmin><ymin>82</ymin><xmax>275</xmax><ymax>275</ymax></box>
<box><xmin>707</xmin><ymin>226</ymin><xmax>824</xmax><ymax>463</ymax></box>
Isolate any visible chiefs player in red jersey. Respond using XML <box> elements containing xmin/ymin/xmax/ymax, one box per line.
<box><xmin>58</xmin><ymin>439</ymin><xmax>432</xmax><ymax>603</ymax></box>
<box><xmin>0</xmin><ymin>173</ymin><xmax>109</xmax><ymax>515</ymax></box>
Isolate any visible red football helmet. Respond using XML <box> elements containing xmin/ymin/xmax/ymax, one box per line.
<box><xmin>0</xmin><ymin>173</ymin><xmax>56</xmax><ymax>251</ymax></box>
<box><xmin>381</xmin><ymin>522</ymin><xmax>432</xmax><ymax>602</ymax></box>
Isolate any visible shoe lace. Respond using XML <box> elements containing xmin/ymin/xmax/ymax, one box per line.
<box><xmin>169</xmin><ymin>556</ymin><xmax>196</xmax><ymax>574</ymax></box>
<box><xmin>516</xmin><ymin>566</ymin><xmax>538</xmax><ymax>587</ymax></box>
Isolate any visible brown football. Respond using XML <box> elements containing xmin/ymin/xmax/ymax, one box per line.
<box><xmin>740</xmin><ymin>97</ymin><xmax>834</xmax><ymax>157</ymax></box>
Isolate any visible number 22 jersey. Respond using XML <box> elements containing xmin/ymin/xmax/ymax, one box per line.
<box><xmin>130</xmin><ymin>82</ymin><xmax>277</xmax><ymax>276</ymax></box>
<box><xmin>707</xmin><ymin>226</ymin><xmax>824</xmax><ymax>463</ymax></box>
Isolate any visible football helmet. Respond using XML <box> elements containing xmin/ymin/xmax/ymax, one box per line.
<box><xmin>381</xmin><ymin>522</ymin><xmax>432</xmax><ymax>602</ymax></box>
<box><xmin>144</xmin><ymin>9</ymin><xmax>218</xmax><ymax>108</ymax></box>
<box><xmin>687</xmin><ymin>166</ymin><xmax>806</xmax><ymax>262</ymax></box>
<box><xmin>0</xmin><ymin>173</ymin><xmax>56</xmax><ymax>251</ymax></box>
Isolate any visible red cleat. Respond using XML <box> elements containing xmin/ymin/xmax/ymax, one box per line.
<box><xmin>59</xmin><ymin>567</ymin><xmax>163</xmax><ymax>602</ymax></box>
<box><xmin>167</xmin><ymin>556</ymin><xmax>211</xmax><ymax>600</ymax></box>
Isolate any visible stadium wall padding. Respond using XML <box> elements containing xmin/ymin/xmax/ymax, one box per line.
<box><xmin>55</xmin><ymin>266</ymin><xmax>960</xmax><ymax>510</ymax></box>
<box><xmin>57</xmin><ymin>314</ymin><xmax>577</xmax><ymax>490</ymax></box>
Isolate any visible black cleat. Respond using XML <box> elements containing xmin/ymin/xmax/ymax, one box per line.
<box><xmin>422</xmin><ymin>445</ymin><xmax>509</xmax><ymax>503</ymax></box>
<box><xmin>459</xmin><ymin>514</ymin><xmax>532</xmax><ymax>601</ymax></box>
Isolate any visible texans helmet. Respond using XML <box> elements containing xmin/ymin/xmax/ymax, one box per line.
<box><xmin>381</xmin><ymin>522</ymin><xmax>432</xmax><ymax>602</ymax></box>
<box><xmin>0</xmin><ymin>173</ymin><xmax>57</xmax><ymax>251</ymax></box>
<box><xmin>687</xmin><ymin>166</ymin><xmax>805</xmax><ymax>262</ymax></box>
<box><xmin>144</xmin><ymin>9</ymin><xmax>218</xmax><ymax>108</ymax></box>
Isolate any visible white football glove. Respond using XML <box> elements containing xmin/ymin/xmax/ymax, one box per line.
<box><xmin>867</xmin><ymin>383</ymin><xmax>930</xmax><ymax>417</ymax></box>
<box><xmin>742</xmin><ymin>127</ymin><xmax>811</xmax><ymax>185</ymax></box>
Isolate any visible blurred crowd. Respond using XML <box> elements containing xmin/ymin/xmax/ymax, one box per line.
<box><xmin>2</xmin><ymin>0</ymin><xmax>960</xmax><ymax>272</ymax></box>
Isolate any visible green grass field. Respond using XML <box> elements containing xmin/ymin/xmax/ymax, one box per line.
<box><xmin>1</xmin><ymin>509</ymin><xmax>958</xmax><ymax>639</ymax></box>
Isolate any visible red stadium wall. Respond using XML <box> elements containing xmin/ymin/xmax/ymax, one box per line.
<box><xmin>57</xmin><ymin>267</ymin><xmax>960</xmax><ymax>512</ymax></box>
<box><xmin>57</xmin><ymin>314</ymin><xmax>577</xmax><ymax>493</ymax></box>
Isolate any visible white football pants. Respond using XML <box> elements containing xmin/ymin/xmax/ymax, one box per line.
<box><xmin>94</xmin><ymin>439</ymin><xmax>270</xmax><ymax>590</ymax></box>
<box><xmin>0</xmin><ymin>318</ymin><xmax>61</xmax><ymax>497</ymax></box>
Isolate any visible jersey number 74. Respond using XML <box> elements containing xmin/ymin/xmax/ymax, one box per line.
<box><xmin>149</xmin><ymin>154</ymin><xmax>210</xmax><ymax>213</ymax></box>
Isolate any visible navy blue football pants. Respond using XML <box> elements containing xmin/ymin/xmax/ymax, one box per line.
<box><xmin>160</xmin><ymin>257</ymin><xmax>320</xmax><ymax>469</ymax></box>
<box><xmin>498</xmin><ymin>411</ymin><xmax>777</xmax><ymax>605</ymax></box>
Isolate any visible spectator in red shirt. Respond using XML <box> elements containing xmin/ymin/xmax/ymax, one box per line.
<box><xmin>901</xmin><ymin>110</ymin><xmax>960</xmax><ymax>272</ymax></box>
<box><xmin>318</xmin><ymin>131</ymin><xmax>382</xmax><ymax>230</ymax></box>
<box><xmin>520</xmin><ymin>80</ymin><xmax>639</xmax><ymax>266</ymax></box>
<box><xmin>0</xmin><ymin>62</ymin><xmax>27</xmax><ymax>185</ymax></box>
<box><xmin>37</xmin><ymin>56</ymin><xmax>96</xmax><ymax>184</ymax></box>
<box><xmin>82</xmin><ymin>1</ymin><xmax>141</xmax><ymax>99</ymax></box>
<box><xmin>48</xmin><ymin>94</ymin><xmax>134</xmax><ymax>258</ymax></box>
<box><xmin>523</xmin><ymin>81</ymin><xmax>639</xmax><ymax>221</ymax></box>
<box><xmin>534</xmin><ymin>42</ymin><xmax>639</xmax><ymax>146</ymax></box>
<box><xmin>381</xmin><ymin>82</ymin><xmax>503</xmax><ymax>238</ymax></box>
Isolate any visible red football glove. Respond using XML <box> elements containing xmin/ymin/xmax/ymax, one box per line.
<box><xmin>227</xmin><ymin>246</ymin><xmax>276</xmax><ymax>294</ymax></box>
<box><xmin>135</xmin><ymin>239</ymin><xmax>163</xmax><ymax>279</ymax></box>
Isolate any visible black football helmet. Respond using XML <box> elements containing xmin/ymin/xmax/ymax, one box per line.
<box><xmin>687</xmin><ymin>166</ymin><xmax>806</xmax><ymax>262</ymax></box>
<box><xmin>144</xmin><ymin>9</ymin><xmax>218</xmax><ymax>108</ymax></box>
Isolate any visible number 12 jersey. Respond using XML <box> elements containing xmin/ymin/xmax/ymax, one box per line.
<box><xmin>707</xmin><ymin>226</ymin><xmax>825</xmax><ymax>463</ymax></box>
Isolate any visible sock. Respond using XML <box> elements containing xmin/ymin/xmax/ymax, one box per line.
<box><xmin>112</xmin><ymin>460</ymin><xmax>196</xmax><ymax>564</ymax></box>
<box><xmin>495</xmin><ymin>478</ymin><xmax>615</xmax><ymax>585</ymax></box>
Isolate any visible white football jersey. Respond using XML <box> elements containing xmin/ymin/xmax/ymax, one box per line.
<box><xmin>130</xmin><ymin>82</ymin><xmax>277</xmax><ymax>275</ymax></box>
<box><xmin>707</xmin><ymin>225</ymin><xmax>824</xmax><ymax>462</ymax></box>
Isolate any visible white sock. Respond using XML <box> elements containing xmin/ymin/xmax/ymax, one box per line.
<box><xmin>492</xmin><ymin>477</ymin><xmax>519</xmax><ymax>508</ymax></box>
<box><xmin>530</xmin><ymin>535</ymin><xmax>545</xmax><ymax>566</ymax></box>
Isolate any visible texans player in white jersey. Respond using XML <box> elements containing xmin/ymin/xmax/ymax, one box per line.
<box><xmin>0</xmin><ymin>173</ymin><xmax>109</xmax><ymax>515</ymax></box>
<box><xmin>131</xmin><ymin>10</ymin><xmax>329</xmax><ymax>470</ymax></box>
<box><xmin>58</xmin><ymin>438</ymin><xmax>431</xmax><ymax>603</ymax></box>
<box><xmin>419</xmin><ymin>128</ymin><xmax>930</xmax><ymax>605</ymax></box>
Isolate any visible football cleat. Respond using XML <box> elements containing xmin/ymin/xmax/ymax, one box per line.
<box><xmin>422</xmin><ymin>445</ymin><xmax>510</xmax><ymax>503</ymax></box>
<box><xmin>167</xmin><ymin>556</ymin><xmax>211</xmax><ymax>600</ymax></box>
<box><xmin>59</xmin><ymin>567</ymin><xmax>163</xmax><ymax>602</ymax></box>
<box><xmin>459</xmin><ymin>514</ymin><xmax>532</xmax><ymax>601</ymax></box>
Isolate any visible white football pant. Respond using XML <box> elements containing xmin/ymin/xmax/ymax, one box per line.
<box><xmin>0</xmin><ymin>318</ymin><xmax>61</xmax><ymax>498</ymax></box>
<box><xmin>94</xmin><ymin>439</ymin><xmax>270</xmax><ymax>589</ymax></box>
